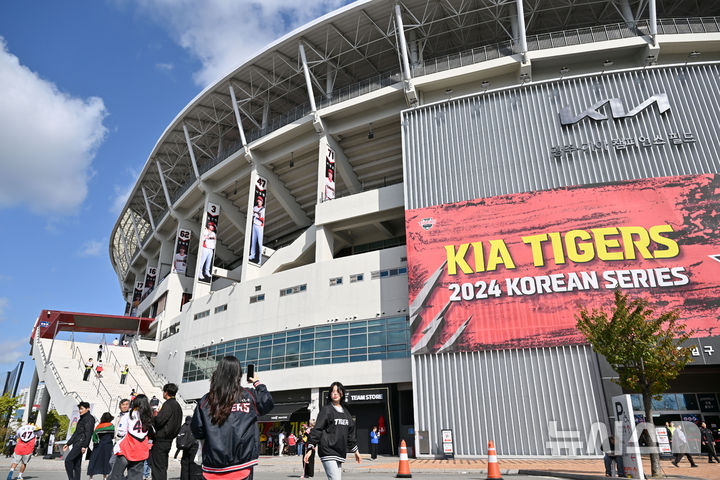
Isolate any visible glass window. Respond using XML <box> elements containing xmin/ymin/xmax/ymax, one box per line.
<box><xmin>350</xmin><ymin>354</ymin><xmax>367</xmax><ymax>362</ymax></box>
<box><xmin>286</xmin><ymin>342</ymin><xmax>299</xmax><ymax>355</ymax></box>
<box><xmin>315</xmin><ymin>338</ymin><xmax>331</xmax><ymax>351</ymax></box>
<box><xmin>332</xmin><ymin>337</ymin><xmax>348</xmax><ymax>349</ymax></box>
<box><xmin>234</xmin><ymin>351</ymin><xmax>246</xmax><ymax>362</ymax></box>
<box><xmin>315</xmin><ymin>351</ymin><xmax>330</xmax><ymax>359</ymax></box>
<box><xmin>286</xmin><ymin>359</ymin><xmax>299</xmax><ymax>368</ymax></box>
<box><xmin>301</xmin><ymin>340</ymin><xmax>314</xmax><ymax>353</ymax></box>
<box><xmin>272</xmin><ymin>344</ymin><xmax>285</xmax><ymax>357</ymax></box>
<box><xmin>332</xmin><ymin>324</ymin><xmax>349</xmax><ymax>334</ymax></box>
<box><xmin>683</xmin><ymin>394</ymin><xmax>699</xmax><ymax>410</ymax></box>
<box><xmin>368</xmin><ymin>345</ymin><xmax>386</xmax><ymax>353</ymax></box>
<box><xmin>299</xmin><ymin>352</ymin><xmax>313</xmax><ymax>362</ymax></box>
<box><xmin>315</xmin><ymin>357</ymin><xmax>331</xmax><ymax>365</ymax></box>
<box><xmin>630</xmin><ymin>395</ymin><xmax>643</xmax><ymax>411</ymax></box>
<box><xmin>350</xmin><ymin>335</ymin><xmax>367</xmax><ymax>348</ymax></box>
<box><xmin>246</xmin><ymin>339</ymin><xmax>259</xmax><ymax>348</ymax></box>
<box><xmin>350</xmin><ymin>325</ymin><xmax>366</xmax><ymax>334</ymax></box>
<box><xmin>368</xmin><ymin>319</ymin><xmax>384</xmax><ymax>327</ymax></box>
<box><xmin>332</xmin><ymin>354</ymin><xmax>348</xmax><ymax>363</ymax></box>
<box><xmin>246</xmin><ymin>348</ymin><xmax>259</xmax><ymax>362</ymax></box>
<box><xmin>369</xmin><ymin>352</ymin><xmax>386</xmax><ymax>360</ymax></box>
<box><xmin>368</xmin><ymin>332</ymin><xmax>385</xmax><ymax>346</ymax></box>
<box><xmin>286</xmin><ymin>334</ymin><xmax>300</xmax><ymax>343</ymax></box>
<box><xmin>387</xmin><ymin>331</ymin><xmax>406</xmax><ymax>344</ymax></box>
<box><xmin>387</xmin><ymin>350</ymin><xmax>406</xmax><ymax>359</ymax></box>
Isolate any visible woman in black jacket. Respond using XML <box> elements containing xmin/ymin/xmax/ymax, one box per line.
<box><xmin>191</xmin><ymin>356</ymin><xmax>273</xmax><ymax>480</ymax></box>
<box><xmin>304</xmin><ymin>382</ymin><xmax>361</xmax><ymax>480</ymax></box>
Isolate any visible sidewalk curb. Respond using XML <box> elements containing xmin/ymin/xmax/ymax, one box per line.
<box><xmin>518</xmin><ymin>470</ymin><xmax>707</xmax><ymax>480</ymax></box>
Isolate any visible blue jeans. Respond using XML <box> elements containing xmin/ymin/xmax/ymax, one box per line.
<box><xmin>143</xmin><ymin>460</ymin><xmax>150</xmax><ymax>478</ymax></box>
<box><xmin>321</xmin><ymin>460</ymin><xmax>342</xmax><ymax>480</ymax></box>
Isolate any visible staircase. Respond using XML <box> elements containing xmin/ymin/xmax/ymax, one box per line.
<box><xmin>32</xmin><ymin>333</ymin><xmax>193</xmax><ymax>419</ymax></box>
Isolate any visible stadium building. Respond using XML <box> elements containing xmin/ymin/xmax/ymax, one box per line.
<box><xmin>97</xmin><ymin>0</ymin><xmax>720</xmax><ymax>458</ymax></box>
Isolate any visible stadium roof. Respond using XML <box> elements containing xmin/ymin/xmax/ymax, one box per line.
<box><xmin>109</xmin><ymin>0</ymin><xmax>720</xmax><ymax>288</ymax></box>
<box><xmin>31</xmin><ymin>310</ymin><xmax>154</xmax><ymax>341</ymax></box>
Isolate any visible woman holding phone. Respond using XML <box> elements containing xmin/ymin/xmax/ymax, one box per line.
<box><xmin>304</xmin><ymin>382</ymin><xmax>361</xmax><ymax>480</ymax></box>
<box><xmin>191</xmin><ymin>357</ymin><xmax>273</xmax><ymax>480</ymax></box>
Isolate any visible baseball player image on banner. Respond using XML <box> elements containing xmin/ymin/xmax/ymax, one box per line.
<box><xmin>198</xmin><ymin>202</ymin><xmax>220</xmax><ymax>283</ymax></box>
<box><xmin>172</xmin><ymin>228</ymin><xmax>191</xmax><ymax>274</ymax></box>
<box><xmin>324</xmin><ymin>145</ymin><xmax>336</xmax><ymax>201</ymax></box>
<box><xmin>130</xmin><ymin>281</ymin><xmax>143</xmax><ymax>317</ymax></box>
<box><xmin>142</xmin><ymin>266</ymin><xmax>157</xmax><ymax>299</ymax></box>
<box><xmin>249</xmin><ymin>176</ymin><xmax>267</xmax><ymax>265</ymax></box>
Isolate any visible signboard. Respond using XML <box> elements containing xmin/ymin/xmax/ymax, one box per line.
<box><xmin>130</xmin><ymin>281</ymin><xmax>143</xmax><ymax>317</ymax></box>
<box><xmin>613</xmin><ymin>395</ymin><xmax>644</xmax><ymax>479</ymax></box>
<box><xmin>345</xmin><ymin>389</ymin><xmax>385</xmax><ymax>404</ymax></box>
<box><xmin>406</xmin><ymin>174</ymin><xmax>720</xmax><ymax>353</ymax></box>
<box><xmin>142</xmin><ymin>265</ymin><xmax>157</xmax><ymax>299</ymax></box>
<box><xmin>683</xmin><ymin>336</ymin><xmax>720</xmax><ymax>365</ymax></box>
<box><xmin>655</xmin><ymin>427</ymin><xmax>671</xmax><ymax>454</ymax></box>
<box><xmin>39</xmin><ymin>321</ymin><xmax>49</xmax><ymax>328</ymax></box>
<box><xmin>198</xmin><ymin>203</ymin><xmax>220</xmax><ymax>283</ymax></box>
<box><xmin>441</xmin><ymin>429</ymin><xmax>454</xmax><ymax>458</ymax></box>
<box><xmin>324</xmin><ymin>146</ymin><xmax>336</xmax><ymax>201</ymax></box>
<box><xmin>698</xmin><ymin>394</ymin><xmax>719</xmax><ymax>413</ymax></box>
<box><xmin>172</xmin><ymin>228</ymin><xmax>191</xmax><ymax>274</ymax></box>
<box><xmin>249</xmin><ymin>176</ymin><xmax>267</xmax><ymax>266</ymax></box>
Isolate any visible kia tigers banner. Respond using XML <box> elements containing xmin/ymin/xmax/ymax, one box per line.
<box><xmin>405</xmin><ymin>174</ymin><xmax>720</xmax><ymax>353</ymax></box>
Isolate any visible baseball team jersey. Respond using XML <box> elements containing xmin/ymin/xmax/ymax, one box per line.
<box><xmin>253</xmin><ymin>207</ymin><xmax>265</xmax><ymax>226</ymax></box>
<box><xmin>203</xmin><ymin>231</ymin><xmax>217</xmax><ymax>249</ymax></box>
<box><xmin>14</xmin><ymin>424</ymin><xmax>37</xmax><ymax>455</ymax></box>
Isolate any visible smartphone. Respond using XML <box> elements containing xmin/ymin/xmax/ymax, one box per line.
<box><xmin>246</xmin><ymin>364</ymin><xmax>255</xmax><ymax>383</ymax></box>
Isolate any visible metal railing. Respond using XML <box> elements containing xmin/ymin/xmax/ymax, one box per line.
<box><xmin>128</xmin><ymin>339</ymin><xmax>193</xmax><ymax>412</ymax></box>
<box><xmin>33</xmin><ymin>334</ymin><xmax>83</xmax><ymax>405</ymax></box>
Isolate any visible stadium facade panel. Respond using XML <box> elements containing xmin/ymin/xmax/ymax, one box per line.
<box><xmin>107</xmin><ymin>0</ymin><xmax>720</xmax><ymax>458</ymax></box>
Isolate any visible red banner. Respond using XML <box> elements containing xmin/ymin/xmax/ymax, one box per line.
<box><xmin>405</xmin><ymin>174</ymin><xmax>720</xmax><ymax>353</ymax></box>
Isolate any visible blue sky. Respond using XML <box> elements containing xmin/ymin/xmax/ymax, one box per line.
<box><xmin>0</xmin><ymin>0</ymin><xmax>351</xmax><ymax>390</ymax></box>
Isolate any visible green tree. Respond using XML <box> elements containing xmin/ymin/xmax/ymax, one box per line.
<box><xmin>576</xmin><ymin>290</ymin><xmax>693</xmax><ymax>478</ymax></box>
<box><xmin>0</xmin><ymin>393</ymin><xmax>21</xmax><ymax>427</ymax></box>
<box><xmin>42</xmin><ymin>409</ymin><xmax>70</xmax><ymax>442</ymax></box>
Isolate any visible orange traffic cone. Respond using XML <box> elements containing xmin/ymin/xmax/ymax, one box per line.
<box><xmin>487</xmin><ymin>440</ymin><xmax>502</xmax><ymax>480</ymax></box>
<box><xmin>396</xmin><ymin>439</ymin><xmax>412</xmax><ymax>478</ymax></box>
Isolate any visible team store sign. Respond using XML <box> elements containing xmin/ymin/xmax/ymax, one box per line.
<box><xmin>405</xmin><ymin>174</ymin><xmax>720</xmax><ymax>352</ymax></box>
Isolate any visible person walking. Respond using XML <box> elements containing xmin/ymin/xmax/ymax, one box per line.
<box><xmin>111</xmin><ymin>399</ymin><xmax>131</xmax><ymax>470</ymax></box>
<box><xmin>150</xmin><ymin>384</ymin><xmax>183</xmax><ymax>480</ymax></box>
<box><xmin>672</xmin><ymin>425</ymin><xmax>698</xmax><ymax>468</ymax></box>
<box><xmin>63</xmin><ymin>402</ymin><xmax>96</xmax><ymax>480</ymax></box>
<box><xmin>108</xmin><ymin>395</ymin><xmax>152</xmax><ymax>480</ymax></box>
<box><xmin>96</xmin><ymin>360</ymin><xmax>104</xmax><ymax>378</ymax></box>
<box><xmin>88</xmin><ymin>413</ymin><xmax>115</xmax><ymax>479</ymax></box>
<box><xmin>369</xmin><ymin>426</ymin><xmax>380</xmax><ymax>460</ymax></box>
<box><xmin>191</xmin><ymin>356</ymin><xmax>274</xmax><ymax>480</ymax></box>
<box><xmin>602</xmin><ymin>435</ymin><xmax>624</xmax><ymax>477</ymax></box>
<box><xmin>278</xmin><ymin>430</ymin><xmax>286</xmax><ymax>456</ymax></box>
<box><xmin>305</xmin><ymin>382</ymin><xmax>361</xmax><ymax>480</ymax></box>
<box><xmin>150</xmin><ymin>395</ymin><xmax>160</xmax><ymax>412</ymax></box>
<box><xmin>6</xmin><ymin>421</ymin><xmax>40</xmax><ymax>480</ymax></box>
<box><xmin>288</xmin><ymin>432</ymin><xmax>297</xmax><ymax>455</ymax></box>
<box><xmin>83</xmin><ymin>359</ymin><xmax>94</xmax><ymax>381</ymax></box>
<box><xmin>175</xmin><ymin>416</ymin><xmax>201</xmax><ymax>480</ymax></box>
<box><xmin>301</xmin><ymin>420</ymin><xmax>315</xmax><ymax>479</ymax></box>
<box><xmin>120</xmin><ymin>365</ymin><xmax>129</xmax><ymax>385</ymax></box>
<box><xmin>700</xmin><ymin>422</ymin><xmax>720</xmax><ymax>463</ymax></box>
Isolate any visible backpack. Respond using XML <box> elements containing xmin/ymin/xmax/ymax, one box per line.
<box><xmin>176</xmin><ymin>423</ymin><xmax>196</xmax><ymax>450</ymax></box>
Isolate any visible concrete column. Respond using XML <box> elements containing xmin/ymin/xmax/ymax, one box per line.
<box><xmin>515</xmin><ymin>0</ymin><xmax>528</xmax><ymax>62</ymax></box>
<box><xmin>229</xmin><ymin>85</ymin><xmax>249</xmax><ymax>146</ymax></box>
<box><xmin>299</xmin><ymin>42</ymin><xmax>318</xmax><ymax>112</ymax></box>
<box><xmin>309</xmin><ymin>387</ymin><xmax>321</xmax><ymax>421</ymax></box>
<box><xmin>23</xmin><ymin>369</ymin><xmax>39</xmax><ymax>424</ymax></box>
<box><xmin>315</xmin><ymin>225</ymin><xmax>334</xmax><ymax>262</ymax></box>
<box><xmin>648</xmin><ymin>0</ymin><xmax>657</xmax><ymax>43</ymax></box>
<box><xmin>157</xmin><ymin>232</ymin><xmax>175</xmax><ymax>280</ymax></box>
<box><xmin>37</xmin><ymin>386</ymin><xmax>50</xmax><ymax>429</ymax></box>
<box><xmin>241</xmin><ymin>166</ymin><xmax>261</xmax><ymax>282</ymax></box>
<box><xmin>394</xmin><ymin>4</ymin><xmax>413</xmax><ymax>82</ymax></box>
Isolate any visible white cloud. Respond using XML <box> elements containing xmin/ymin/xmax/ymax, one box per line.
<box><xmin>125</xmin><ymin>0</ymin><xmax>349</xmax><ymax>86</ymax></box>
<box><xmin>156</xmin><ymin>62</ymin><xmax>174</xmax><ymax>72</ymax></box>
<box><xmin>110</xmin><ymin>181</ymin><xmax>135</xmax><ymax>214</ymax></box>
<box><xmin>79</xmin><ymin>238</ymin><xmax>106</xmax><ymax>257</ymax></box>
<box><xmin>0</xmin><ymin>338</ymin><xmax>28</xmax><ymax>365</ymax></box>
<box><xmin>0</xmin><ymin>37</ymin><xmax>108</xmax><ymax>215</ymax></box>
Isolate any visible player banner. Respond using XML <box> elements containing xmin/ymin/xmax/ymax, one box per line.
<box><xmin>249</xmin><ymin>176</ymin><xmax>267</xmax><ymax>266</ymax></box>
<box><xmin>172</xmin><ymin>228</ymin><xmax>191</xmax><ymax>274</ymax></box>
<box><xmin>142</xmin><ymin>265</ymin><xmax>157</xmax><ymax>299</ymax></box>
<box><xmin>405</xmin><ymin>174</ymin><xmax>720</xmax><ymax>353</ymax></box>
<box><xmin>324</xmin><ymin>146</ymin><xmax>336</xmax><ymax>201</ymax></box>
<box><xmin>130</xmin><ymin>281</ymin><xmax>143</xmax><ymax>317</ymax></box>
<box><xmin>198</xmin><ymin>203</ymin><xmax>219</xmax><ymax>283</ymax></box>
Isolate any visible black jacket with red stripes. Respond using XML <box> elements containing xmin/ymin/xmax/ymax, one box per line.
<box><xmin>190</xmin><ymin>381</ymin><xmax>274</xmax><ymax>474</ymax></box>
